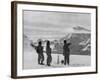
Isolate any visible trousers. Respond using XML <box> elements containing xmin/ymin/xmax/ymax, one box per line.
<box><xmin>38</xmin><ymin>53</ymin><xmax>44</xmax><ymax>64</ymax></box>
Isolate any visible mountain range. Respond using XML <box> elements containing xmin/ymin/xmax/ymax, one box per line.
<box><xmin>24</xmin><ymin>26</ymin><xmax>91</xmax><ymax>55</ymax></box>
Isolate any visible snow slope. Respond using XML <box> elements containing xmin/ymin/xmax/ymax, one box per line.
<box><xmin>23</xmin><ymin>49</ymin><xmax>91</xmax><ymax>69</ymax></box>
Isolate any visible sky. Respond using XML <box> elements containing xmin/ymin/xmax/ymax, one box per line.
<box><xmin>23</xmin><ymin>10</ymin><xmax>91</xmax><ymax>41</ymax></box>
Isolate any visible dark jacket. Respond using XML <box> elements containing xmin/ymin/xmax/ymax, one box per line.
<box><xmin>46</xmin><ymin>47</ymin><xmax>51</xmax><ymax>56</ymax></box>
<box><xmin>63</xmin><ymin>43</ymin><xmax>71</xmax><ymax>55</ymax></box>
<box><xmin>36</xmin><ymin>46</ymin><xmax>43</xmax><ymax>54</ymax></box>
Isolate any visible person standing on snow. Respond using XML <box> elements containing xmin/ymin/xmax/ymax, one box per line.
<box><xmin>46</xmin><ymin>40</ymin><xmax>52</xmax><ymax>66</ymax></box>
<box><xmin>31</xmin><ymin>41</ymin><xmax>44</xmax><ymax>65</ymax></box>
<box><xmin>63</xmin><ymin>40</ymin><xmax>71</xmax><ymax>65</ymax></box>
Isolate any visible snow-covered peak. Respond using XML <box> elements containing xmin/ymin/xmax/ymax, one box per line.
<box><xmin>73</xmin><ymin>26</ymin><xmax>90</xmax><ymax>33</ymax></box>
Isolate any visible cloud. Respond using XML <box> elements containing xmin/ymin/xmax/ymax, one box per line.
<box><xmin>23</xmin><ymin>10</ymin><xmax>91</xmax><ymax>41</ymax></box>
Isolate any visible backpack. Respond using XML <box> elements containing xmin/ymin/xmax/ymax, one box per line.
<box><xmin>36</xmin><ymin>46</ymin><xmax>43</xmax><ymax>54</ymax></box>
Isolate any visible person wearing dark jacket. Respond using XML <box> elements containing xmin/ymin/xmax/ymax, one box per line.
<box><xmin>31</xmin><ymin>41</ymin><xmax>44</xmax><ymax>65</ymax></box>
<box><xmin>46</xmin><ymin>40</ymin><xmax>52</xmax><ymax>66</ymax></box>
<box><xmin>63</xmin><ymin>40</ymin><xmax>71</xmax><ymax>65</ymax></box>
<box><xmin>36</xmin><ymin>41</ymin><xmax>44</xmax><ymax>65</ymax></box>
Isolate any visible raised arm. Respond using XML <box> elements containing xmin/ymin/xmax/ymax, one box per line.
<box><xmin>30</xmin><ymin>42</ymin><xmax>37</xmax><ymax>50</ymax></box>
